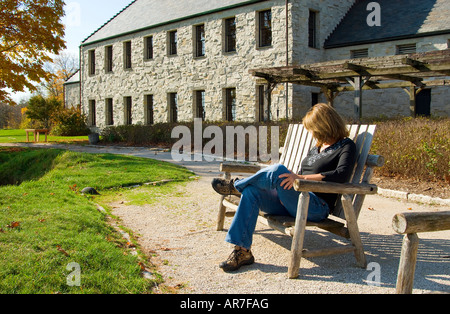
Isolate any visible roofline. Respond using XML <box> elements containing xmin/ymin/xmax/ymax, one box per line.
<box><xmin>324</xmin><ymin>29</ymin><xmax>450</xmax><ymax>49</ymax></box>
<box><xmin>81</xmin><ymin>0</ymin><xmax>268</xmax><ymax>47</ymax></box>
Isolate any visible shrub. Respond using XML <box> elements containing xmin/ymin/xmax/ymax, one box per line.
<box><xmin>371</xmin><ymin>117</ymin><xmax>449</xmax><ymax>183</ymax></box>
<box><xmin>50</xmin><ymin>107</ymin><xmax>91</xmax><ymax>136</ymax></box>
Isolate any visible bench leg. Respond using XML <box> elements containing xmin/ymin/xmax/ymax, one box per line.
<box><xmin>288</xmin><ymin>192</ymin><xmax>310</xmax><ymax>279</ymax></box>
<box><xmin>341</xmin><ymin>194</ymin><xmax>367</xmax><ymax>268</ymax></box>
<box><xmin>26</xmin><ymin>132</ymin><xmax>30</xmax><ymax>142</ymax></box>
<box><xmin>396</xmin><ymin>233</ymin><xmax>419</xmax><ymax>294</ymax></box>
<box><xmin>217</xmin><ymin>195</ymin><xmax>227</xmax><ymax>231</ymax></box>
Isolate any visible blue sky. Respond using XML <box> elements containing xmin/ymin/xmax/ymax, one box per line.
<box><xmin>12</xmin><ymin>0</ymin><xmax>132</xmax><ymax>101</ymax></box>
<box><xmin>63</xmin><ymin>0</ymin><xmax>133</xmax><ymax>54</ymax></box>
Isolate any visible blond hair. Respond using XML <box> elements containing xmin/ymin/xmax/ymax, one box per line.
<box><xmin>303</xmin><ymin>103</ymin><xmax>349</xmax><ymax>147</ymax></box>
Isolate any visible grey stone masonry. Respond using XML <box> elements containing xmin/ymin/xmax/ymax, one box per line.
<box><xmin>78</xmin><ymin>0</ymin><xmax>449</xmax><ymax>131</ymax></box>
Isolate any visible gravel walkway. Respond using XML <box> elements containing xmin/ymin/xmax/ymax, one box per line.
<box><xmin>107</xmin><ymin>148</ymin><xmax>449</xmax><ymax>295</ymax></box>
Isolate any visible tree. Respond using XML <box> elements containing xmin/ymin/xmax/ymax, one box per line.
<box><xmin>0</xmin><ymin>0</ymin><xmax>66</xmax><ymax>105</ymax></box>
<box><xmin>26</xmin><ymin>95</ymin><xmax>62</xmax><ymax>129</ymax></box>
<box><xmin>41</xmin><ymin>52</ymin><xmax>79</xmax><ymax>102</ymax></box>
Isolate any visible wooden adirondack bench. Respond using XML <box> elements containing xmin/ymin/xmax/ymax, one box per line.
<box><xmin>216</xmin><ymin>124</ymin><xmax>385</xmax><ymax>278</ymax></box>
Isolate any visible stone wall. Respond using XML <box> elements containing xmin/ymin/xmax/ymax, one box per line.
<box><xmin>81</xmin><ymin>0</ymin><xmax>294</xmax><ymax>129</ymax></box>
<box><xmin>79</xmin><ymin>0</ymin><xmax>449</xmax><ymax>129</ymax></box>
<box><xmin>64</xmin><ymin>83</ymin><xmax>80</xmax><ymax>109</ymax></box>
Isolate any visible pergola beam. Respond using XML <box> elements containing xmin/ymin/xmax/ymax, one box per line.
<box><xmin>250</xmin><ymin>49</ymin><xmax>450</xmax><ymax>120</ymax></box>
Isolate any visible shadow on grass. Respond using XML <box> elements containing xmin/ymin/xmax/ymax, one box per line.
<box><xmin>0</xmin><ymin>147</ymin><xmax>64</xmax><ymax>186</ymax></box>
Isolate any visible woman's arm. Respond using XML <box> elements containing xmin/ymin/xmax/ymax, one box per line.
<box><xmin>279</xmin><ymin>172</ymin><xmax>325</xmax><ymax>190</ymax></box>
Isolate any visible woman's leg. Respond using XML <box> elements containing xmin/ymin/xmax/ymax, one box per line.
<box><xmin>225</xmin><ymin>185</ymin><xmax>288</xmax><ymax>250</ymax></box>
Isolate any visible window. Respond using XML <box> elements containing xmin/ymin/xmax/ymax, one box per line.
<box><xmin>224</xmin><ymin>17</ymin><xmax>236</xmax><ymax>53</ymax></box>
<box><xmin>258</xmin><ymin>10</ymin><xmax>272</xmax><ymax>48</ymax></box>
<box><xmin>351</xmin><ymin>48</ymin><xmax>369</xmax><ymax>59</ymax></box>
<box><xmin>145</xmin><ymin>95</ymin><xmax>154</xmax><ymax>125</ymax></box>
<box><xmin>396</xmin><ymin>43</ymin><xmax>416</xmax><ymax>55</ymax></box>
<box><xmin>105</xmin><ymin>46</ymin><xmax>113</xmax><ymax>73</ymax></box>
<box><xmin>194</xmin><ymin>24</ymin><xmax>205</xmax><ymax>57</ymax></box>
<box><xmin>124</xmin><ymin>97</ymin><xmax>132</xmax><ymax>125</ymax></box>
<box><xmin>195</xmin><ymin>90</ymin><xmax>205</xmax><ymax>120</ymax></box>
<box><xmin>124</xmin><ymin>41</ymin><xmax>132</xmax><ymax>69</ymax></box>
<box><xmin>144</xmin><ymin>36</ymin><xmax>153</xmax><ymax>60</ymax></box>
<box><xmin>311</xmin><ymin>93</ymin><xmax>320</xmax><ymax>107</ymax></box>
<box><xmin>308</xmin><ymin>10</ymin><xmax>318</xmax><ymax>48</ymax></box>
<box><xmin>225</xmin><ymin>88</ymin><xmax>236</xmax><ymax>122</ymax></box>
<box><xmin>168</xmin><ymin>30</ymin><xmax>178</xmax><ymax>56</ymax></box>
<box><xmin>88</xmin><ymin>50</ymin><xmax>95</xmax><ymax>75</ymax></box>
<box><xmin>168</xmin><ymin>93</ymin><xmax>178</xmax><ymax>122</ymax></box>
<box><xmin>89</xmin><ymin>100</ymin><xmax>96</xmax><ymax>126</ymax></box>
<box><xmin>105</xmin><ymin>98</ymin><xmax>114</xmax><ymax>126</ymax></box>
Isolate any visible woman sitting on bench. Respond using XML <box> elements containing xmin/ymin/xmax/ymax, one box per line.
<box><xmin>212</xmin><ymin>103</ymin><xmax>357</xmax><ymax>272</ymax></box>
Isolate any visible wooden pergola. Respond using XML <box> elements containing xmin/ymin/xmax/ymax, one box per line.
<box><xmin>250</xmin><ymin>49</ymin><xmax>450</xmax><ymax>120</ymax></box>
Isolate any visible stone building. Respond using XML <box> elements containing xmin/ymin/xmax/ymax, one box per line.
<box><xmin>74</xmin><ymin>0</ymin><xmax>450</xmax><ymax>130</ymax></box>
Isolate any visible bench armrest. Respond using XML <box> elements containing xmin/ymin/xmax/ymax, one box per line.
<box><xmin>294</xmin><ymin>179</ymin><xmax>378</xmax><ymax>195</ymax></box>
<box><xmin>220</xmin><ymin>162</ymin><xmax>263</xmax><ymax>174</ymax></box>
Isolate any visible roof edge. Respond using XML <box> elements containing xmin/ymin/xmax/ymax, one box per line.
<box><xmin>81</xmin><ymin>0</ymin><xmax>268</xmax><ymax>47</ymax></box>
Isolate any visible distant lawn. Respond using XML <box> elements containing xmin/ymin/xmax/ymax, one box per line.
<box><xmin>0</xmin><ymin>129</ymin><xmax>88</xmax><ymax>144</ymax></box>
<box><xmin>0</xmin><ymin>147</ymin><xmax>194</xmax><ymax>294</ymax></box>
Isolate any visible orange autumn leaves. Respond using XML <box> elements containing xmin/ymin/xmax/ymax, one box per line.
<box><xmin>0</xmin><ymin>0</ymin><xmax>66</xmax><ymax>104</ymax></box>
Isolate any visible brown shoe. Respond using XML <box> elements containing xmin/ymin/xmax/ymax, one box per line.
<box><xmin>219</xmin><ymin>246</ymin><xmax>255</xmax><ymax>272</ymax></box>
<box><xmin>211</xmin><ymin>178</ymin><xmax>241</xmax><ymax>196</ymax></box>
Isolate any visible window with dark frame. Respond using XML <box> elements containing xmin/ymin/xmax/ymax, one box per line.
<box><xmin>89</xmin><ymin>100</ymin><xmax>96</xmax><ymax>126</ymax></box>
<box><xmin>351</xmin><ymin>48</ymin><xmax>369</xmax><ymax>59</ymax></box>
<box><xmin>225</xmin><ymin>88</ymin><xmax>236</xmax><ymax>122</ymax></box>
<box><xmin>195</xmin><ymin>24</ymin><xmax>205</xmax><ymax>57</ymax></box>
<box><xmin>124</xmin><ymin>41</ymin><xmax>132</xmax><ymax>69</ymax></box>
<box><xmin>224</xmin><ymin>17</ymin><xmax>236</xmax><ymax>53</ymax></box>
<box><xmin>258</xmin><ymin>10</ymin><xmax>272</xmax><ymax>48</ymax></box>
<box><xmin>311</xmin><ymin>92</ymin><xmax>319</xmax><ymax>107</ymax></box>
<box><xmin>169</xmin><ymin>30</ymin><xmax>178</xmax><ymax>56</ymax></box>
<box><xmin>308</xmin><ymin>10</ymin><xmax>318</xmax><ymax>48</ymax></box>
<box><xmin>145</xmin><ymin>36</ymin><xmax>153</xmax><ymax>60</ymax></box>
<box><xmin>105</xmin><ymin>46</ymin><xmax>113</xmax><ymax>73</ymax></box>
<box><xmin>195</xmin><ymin>90</ymin><xmax>206</xmax><ymax>121</ymax></box>
<box><xmin>145</xmin><ymin>95</ymin><xmax>154</xmax><ymax>125</ymax></box>
<box><xmin>396</xmin><ymin>43</ymin><xmax>416</xmax><ymax>55</ymax></box>
<box><xmin>88</xmin><ymin>50</ymin><xmax>95</xmax><ymax>75</ymax></box>
<box><xmin>124</xmin><ymin>96</ymin><xmax>132</xmax><ymax>125</ymax></box>
<box><xmin>106</xmin><ymin>98</ymin><xmax>114</xmax><ymax>126</ymax></box>
<box><xmin>169</xmin><ymin>93</ymin><xmax>178</xmax><ymax>123</ymax></box>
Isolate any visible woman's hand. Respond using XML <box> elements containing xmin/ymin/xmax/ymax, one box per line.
<box><xmin>279</xmin><ymin>172</ymin><xmax>326</xmax><ymax>190</ymax></box>
<box><xmin>278</xmin><ymin>172</ymin><xmax>302</xmax><ymax>190</ymax></box>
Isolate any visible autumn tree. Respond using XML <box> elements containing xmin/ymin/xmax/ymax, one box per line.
<box><xmin>42</xmin><ymin>52</ymin><xmax>79</xmax><ymax>102</ymax></box>
<box><xmin>0</xmin><ymin>0</ymin><xmax>66</xmax><ymax>105</ymax></box>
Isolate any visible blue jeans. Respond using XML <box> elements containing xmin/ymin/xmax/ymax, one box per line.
<box><xmin>225</xmin><ymin>164</ymin><xmax>330</xmax><ymax>250</ymax></box>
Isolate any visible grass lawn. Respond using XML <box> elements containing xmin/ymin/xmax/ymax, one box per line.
<box><xmin>0</xmin><ymin>147</ymin><xmax>194</xmax><ymax>294</ymax></box>
<box><xmin>0</xmin><ymin>129</ymin><xmax>89</xmax><ymax>144</ymax></box>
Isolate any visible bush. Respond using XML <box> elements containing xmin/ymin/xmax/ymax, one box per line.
<box><xmin>50</xmin><ymin>107</ymin><xmax>91</xmax><ymax>136</ymax></box>
<box><xmin>371</xmin><ymin>117</ymin><xmax>449</xmax><ymax>183</ymax></box>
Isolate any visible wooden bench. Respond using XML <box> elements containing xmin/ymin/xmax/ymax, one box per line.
<box><xmin>393</xmin><ymin>211</ymin><xmax>450</xmax><ymax>294</ymax></box>
<box><xmin>25</xmin><ymin>129</ymin><xmax>49</xmax><ymax>143</ymax></box>
<box><xmin>217</xmin><ymin>124</ymin><xmax>385</xmax><ymax>278</ymax></box>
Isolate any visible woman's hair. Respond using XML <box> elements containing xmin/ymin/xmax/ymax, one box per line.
<box><xmin>302</xmin><ymin>103</ymin><xmax>349</xmax><ymax>147</ymax></box>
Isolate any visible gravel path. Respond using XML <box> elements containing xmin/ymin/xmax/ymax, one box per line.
<box><xmin>108</xmin><ymin>150</ymin><xmax>450</xmax><ymax>294</ymax></box>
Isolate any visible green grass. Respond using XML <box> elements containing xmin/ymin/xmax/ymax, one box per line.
<box><xmin>0</xmin><ymin>129</ymin><xmax>88</xmax><ymax>144</ymax></box>
<box><xmin>0</xmin><ymin>147</ymin><xmax>194</xmax><ymax>294</ymax></box>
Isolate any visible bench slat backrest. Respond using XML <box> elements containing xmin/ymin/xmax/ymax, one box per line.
<box><xmin>280</xmin><ymin>124</ymin><xmax>376</xmax><ymax>218</ymax></box>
